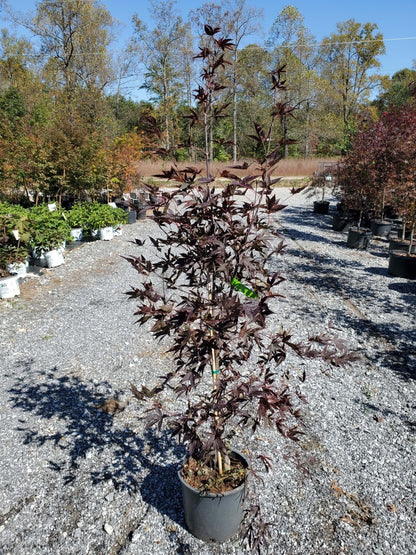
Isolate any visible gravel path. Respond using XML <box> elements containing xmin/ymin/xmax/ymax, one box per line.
<box><xmin>0</xmin><ymin>189</ymin><xmax>415</xmax><ymax>555</ymax></box>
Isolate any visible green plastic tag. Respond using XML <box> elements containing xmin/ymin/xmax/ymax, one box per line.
<box><xmin>231</xmin><ymin>278</ymin><xmax>258</xmax><ymax>299</ymax></box>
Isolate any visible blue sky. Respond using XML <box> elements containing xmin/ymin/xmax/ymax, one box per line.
<box><xmin>106</xmin><ymin>0</ymin><xmax>415</xmax><ymax>77</ymax></box>
<box><xmin>3</xmin><ymin>0</ymin><xmax>416</xmax><ymax>98</ymax></box>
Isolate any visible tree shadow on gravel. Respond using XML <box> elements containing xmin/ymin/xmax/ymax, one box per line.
<box><xmin>279</xmin><ymin>210</ymin><xmax>336</xmax><ymax>246</ymax></box>
<box><xmin>360</xmin><ymin>401</ymin><xmax>416</xmax><ymax>432</ymax></box>
<box><xmin>8</xmin><ymin>360</ymin><xmax>186</xmax><ymax>527</ymax></box>
<box><xmin>365</xmin><ymin>266</ymin><xmax>389</xmax><ymax>277</ymax></box>
<box><xmin>325</xmin><ymin>310</ymin><xmax>416</xmax><ymax>381</ymax></box>
<box><xmin>388</xmin><ymin>280</ymin><xmax>416</xmax><ymax>300</ymax></box>
<box><xmin>277</xmin><ymin>247</ymin><xmax>414</xmax><ymax>331</ymax></box>
<box><xmin>276</xmin><ymin>252</ymin><xmax>368</xmax><ymax>304</ymax></box>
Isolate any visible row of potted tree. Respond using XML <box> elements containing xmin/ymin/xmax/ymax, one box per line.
<box><xmin>0</xmin><ymin>201</ymin><xmax>128</xmax><ymax>298</ymax></box>
<box><xmin>325</xmin><ymin>106</ymin><xmax>416</xmax><ymax>279</ymax></box>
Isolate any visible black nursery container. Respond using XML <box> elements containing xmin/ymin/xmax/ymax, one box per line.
<box><xmin>388</xmin><ymin>251</ymin><xmax>416</xmax><ymax>279</ymax></box>
<box><xmin>178</xmin><ymin>451</ymin><xmax>248</xmax><ymax>542</ymax></box>
<box><xmin>313</xmin><ymin>200</ymin><xmax>330</xmax><ymax>215</ymax></box>
<box><xmin>371</xmin><ymin>220</ymin><xmax>392</xmax><ymax>238</ymax></box>
<box><xmin>332</xmin><ymin>212</ymin><xmax>354</xmax><ymax>232</ymax></box>
<box><xmin>347</xmin><ymin>227</ymin><xmax>372</xmax><ymax>250</ymax></box>
<box><xmin>127</xmin><ymin>210</ymin><xmax>137</xmax><ymax>224</ymax></box>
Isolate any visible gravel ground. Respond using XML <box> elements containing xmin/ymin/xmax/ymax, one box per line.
<box><xmin>0</xmin><ymin>189</ymin><xmax>415</xmax><ymax>555</ymax></box>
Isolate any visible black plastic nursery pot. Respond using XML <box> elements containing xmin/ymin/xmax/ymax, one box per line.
<box><xmin>370</xmin><ymin>219</ymin><xmax>392</xmax><ymax>238</ymax></box>
<box><xmin>178</xmin><ymin>451</ymin><xmax>248</xmax><ymax>543</ymax></box>
<box><xmin>388</xmin><ymin>251</ymin><xmax>416</xmax><ymax>279</ymax></box>
<box><xmin>313</xmin><ymin>200</ymin><xmax>330</xmax><ymax>215</ymax></box>
<box><xmin>332</xmin><ymin>212</ymin><xmax>354</xmax><ymax>232</ymax></box>
<box><xmin>388</xmin><ymin>238</ymin><xmax>416</xmax><ymax>255</ymax></box>
<box><xmin>347</xmin><ymin>227</ymin><xmax>372</xmax><ymax>250</ymax></box>
<box><xmin>127</xmin><ymin>210</ymin><xmax>137</xmax><ymax>224</ymax></box>
<box><xmin>397</xmin><ymin>227</ymin><xmax>412</xmax><ymax>240</ymax></box>
<box><xmin>132</xmin><ymin>200</ymin><xmax>146</xmax><ymax>220</ymax></box>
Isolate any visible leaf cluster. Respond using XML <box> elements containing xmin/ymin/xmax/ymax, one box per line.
<box><xmin>336</xmin><ymin>106</ymin><xmax>416</xmax><ymax>235</ymax></box>
<box><xmin>68</xmin><ymin>202</ymin><xmax>127</xmax><ymax>234</ymax></box>
<box><xmin>28</xmin><ymin>204</ymin><xmax>71</xmax><ymax>252</ymax></box>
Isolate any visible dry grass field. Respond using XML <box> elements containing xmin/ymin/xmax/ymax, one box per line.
<box><xmin>136</xmin><ymin>158</ymin><xmax>339</xmax><ymax>182</ymax></box>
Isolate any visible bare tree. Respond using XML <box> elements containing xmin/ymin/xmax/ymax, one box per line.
<box><xmin>130</xmin><ymin>0</ymin><xmax>191</xmax><ymax>152</ymax></box>
<box><xmin>16</xmin><ymin>0</ymin><xmax>116</xmax><ymax>93</ymax></box>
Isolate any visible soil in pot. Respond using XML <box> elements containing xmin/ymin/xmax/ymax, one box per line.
<box><xmin>313</xmin><ymin>200</ymin><xmax>330</xmax><ymax>215</ymax></box>
<box><xmin>388</xmin><ymin>239</ymin><xmax>416</xmax><ymax>254</ymax></box>
<box><xmin>388</xmin><ymin>251</ymin><xmax>416</xmax><ymax>279</ymax></box>
<box><xmin>178</xmin><ymin>451</ymin><xmax>248</xmax><ymax>542</ymax></box>
<box><xmin>347</xmin><ymin>227</ymin><xmax>372</xmax><ymax>250</ymax></box>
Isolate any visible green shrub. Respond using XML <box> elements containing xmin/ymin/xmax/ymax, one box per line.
<box><xmin>66</xmin><ymin>202</ymin><xmax>92</xmax><ymax>229</ymax></box>
<box><xmin>0</xmin><ymin>245</ymin><xmax>28</xmax><ymax>278</ymax></box>
<box><xmin>83</xmin><ymin>202</ymin><xmax>127</xmax><ymax>234</ymax></box>
<box><xmin>0</xmin><ymin>202</ymin><xmax>31</xmax><ymax>245</ymax></box>
<box><xmin>28</xmin><ymin>205</ymin><xmax>71</xmax><ymax>252</ymax></box>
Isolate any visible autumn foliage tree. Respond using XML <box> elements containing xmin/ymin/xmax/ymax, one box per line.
<box><xmin>381</xmin><ymin>108</ymin><xmax>416</xmax><ymax>249</ymax></box>
<box><xmin>109</xmin><ymin>130</ymin><xmax>155</xmax><ymax>194</ymax></box>
<box><xmin>337</xmin><ymin>107</ymin><xmax>416</xmax><ymax>247</ymax></box>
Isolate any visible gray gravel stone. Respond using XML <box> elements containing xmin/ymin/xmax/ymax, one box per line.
<box><xmin>0</xmin><ymin>189</ymin><xmax>415</xmax><ymax>554</ymax></box>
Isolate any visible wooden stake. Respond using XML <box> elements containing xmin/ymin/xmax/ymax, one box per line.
<box><xmin>209</xmin><ymin>280</ymin><xmax>223</xmax><ymax>475</ymax></box>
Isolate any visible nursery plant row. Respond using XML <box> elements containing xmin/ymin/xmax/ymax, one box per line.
<box><xmin>0</xmin><ymin>201</ymin><xmax>129</xmax><ymax>299</ymax></box>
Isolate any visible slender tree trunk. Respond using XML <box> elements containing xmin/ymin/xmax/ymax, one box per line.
<box><xmin>233</xmin><ymin>86</ymin><xmax>238</xmax><ymax>162</ymax></box>
<box><xmin>208</xmin><ymin>95</ymin><xmax>213</xmax><ymax>164</ymax></box>
<box><xmin>232</xmin><ymin>51</ymin><xmax>238</xmax><ymax>163</ymax></box>
<box><xmin>304</xmin><ymin>102</ymin><xmax>310</xmax><ymax>158</ymax></box>
<box><xmin>409</xmin><ymin>221</ymin><xmax>415</xmax><ymax>255</ymax></box>
<box><xmin>283</xmin><ymin>113</ymin><xmax>288</xmax><ymax>159</ymax></box>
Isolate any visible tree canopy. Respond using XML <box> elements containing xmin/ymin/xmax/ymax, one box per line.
<box><xmin>0</xmin><ymin>0</ymin><xmax>403</xmax><ymax>202</ymax></box>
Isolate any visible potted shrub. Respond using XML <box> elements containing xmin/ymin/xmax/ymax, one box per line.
<box><xmin>125</xmin><ymin>26</ymin><xmax>353</xmax><ymax>550</ymax></box>
<box><xmin>335</xmin><ymin>152</ymin><xmax>373</xmax><ymax>250</ymax></box>
<box><xmin>66</xmin><ymin>202</ymin><xmax>92</xmax><ymax>241</ymax></box>
<box><xmin>0</xmin><ymin>203</ymin><xmax>31</xmax><ymax>298</ymax></box>
<box><xmin>28</xmin><ymin>205</ymin><xmax>71</xmax><ymax>267</ymax></box>
<box><xmin>385</xmin><ymin>108</ymin><xmax>416</xmax><ymax>278</ymax></box>
<box><xmin>308</xmin><ymin>163</ymin><xmax>334</xmax><ymax>215</ymax></box>
<box><xmin>84</xmin><ymin>202</ymin><xmax>127</xmax><ymax>240</ymax></box>
<box><xmin>0</xmin><ymin>202</ymin><xmax>31</xmax><ymax>278</ymax></box>
<box><xmin>0</xmin><ymin>246</ymin><xmax>29</xmax><ymax>298</ymax></box>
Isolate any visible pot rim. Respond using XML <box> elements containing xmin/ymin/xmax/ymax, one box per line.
<box><xmin>178</xmin><ymin>449</ymin><xmax>248</xmax><ymax>497</ymax></box>
<box><xmin>389</xmin><ymin>250</ymin><xmax>416</xmax><ymax>259</ymax></box>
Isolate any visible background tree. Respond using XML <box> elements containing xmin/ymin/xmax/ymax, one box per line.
<box><xmin>190</xmin><ymin>1</ymin><xmax>262</xmax><ymax>162</ymax></box>
<box><xmin>28</xmin><ymin>0</ymin><xmax>116</xmax><ymax>200</ymax></box>
<box><xmin>374</xmin><ymin>67</ymin><xmax>416</xmax><ymax>112</ymax></box>
<box><xmin>26</xmin><ymin>0</ymin><xmax>115</xmax><ymax>93</ymax></box>
<box><xmin>235</xmin><ymin>43</ymin><xmax>272</xmax><ymax>157</ymax></box>
<box><xmin>318</xmin><ymin>19</ymin><xmax>385</xmax><ymax>152</ymax></box>
<box><xmin>337</xmin><ymin>106</ymin><xmax>416</xmax><ymax>251</ymax></box>
<box><xmin>131</xmin><ymin>1</ymin><xmax>191</xmax><ymax>152</ymax></box>
<box><xmin>268</xmin><ymin>5</ymin><xmax>318</xmax><ymax>158</ymax></box>
<box><xmin>218</xmin><ymin>0</ymin><xmax>262</xmax><ymax>162</ymax></box>
<box><xmin>0</xmin><ymin>29</ymin><xmax>34</xmax><ymax>92</ymax></box>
